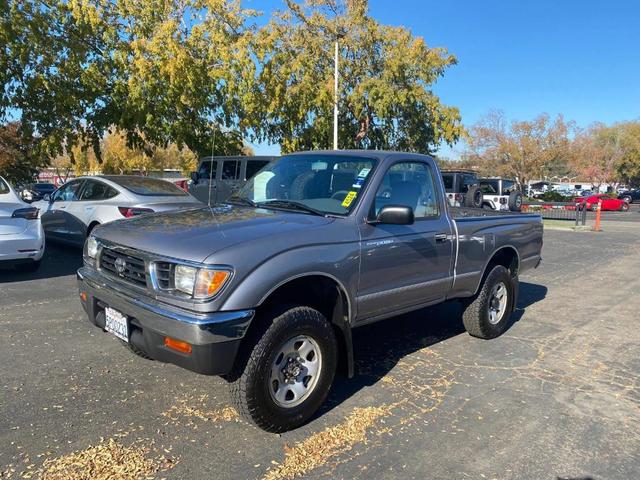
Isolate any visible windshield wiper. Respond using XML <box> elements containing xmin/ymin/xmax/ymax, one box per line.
<box><xmin>258</xmin><ymin>200</ymin><xmax>326</xmax><ymax>217</ymax></box>
<box><xmin>228</xmin><ymin>196</ymin><xmax>257</xmax><ymax>207</ymax></box>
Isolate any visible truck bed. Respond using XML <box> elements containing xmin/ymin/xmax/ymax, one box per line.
<box><xmin>450</xmin><ymin>206</ymin><xmax>539</xmax><ymax>220</ymax></box>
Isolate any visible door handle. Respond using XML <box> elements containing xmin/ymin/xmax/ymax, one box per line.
<box><xmin>434</xmin><ymin>233</ymin><xmax>448</xmax><ymax>243</ymax></box>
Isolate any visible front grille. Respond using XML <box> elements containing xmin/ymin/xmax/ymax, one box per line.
<box><xmin>154</xmin><ymin>262</ymin><xmax>173</xmax><ymax>289</ymax></box>
<box><xmin>100</xmin><ymin>248</ymin><xmax>148</xmax><ymax>288</ymax></box>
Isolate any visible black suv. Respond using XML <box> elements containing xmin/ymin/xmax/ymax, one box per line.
<box><xmin>619</xmin><ymin>189</ymin><xmax>640</xmax><ymax>204</ymax></box>
<box><xmin>441</xmin><ymin>170</ymin><xmax>483</xmax><ymax>208</ymax></box>
<box><xmin>20</xmin><ymin>182</ymin><xmax>56</xmax><ymax>203</ymax></box>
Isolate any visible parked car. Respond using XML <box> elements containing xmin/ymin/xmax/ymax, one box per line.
<box><xmin>575</xmin><ymin>194</ymin><xmax>629</xmax><ymax>211</ymax></box>
<box><xmin>77</xmin><ymin>150</ymin><xmax>543</xmax><ymax>432</ymax></box>
<box><xmin>35</xmin><ymin>175</ymin><xmax>202</xmax><ymax>247</ymax></box>
<box><xmin>441</xmin><ymin>170</ymin><xmax>482</xmax><ymax>208</ymax></box>
<box><xmin>478</xmin><ymin>178</ymin><xmax>523</xmax><ymax>211</ymax></box>
<box><xmin>0</xmin><ymin>176</ymin><xmax>45</xmax><ymax>271</ymax></box>
<box><xmin>618</xmin><ymin>189</ymin><xmax>640</xmax><ymax>204</ymax></box>
<box><xmin>189</xmin><ymin>156</ymin><xmax>277</xmax><ymax>204</ymax></box>
<box><xmin>20</xmin><ymin>182</ymin><xmax>56</xmax><ymax>203</ymax></box>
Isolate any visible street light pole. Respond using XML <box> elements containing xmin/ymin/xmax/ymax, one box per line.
<box><xmin>333</xmin><ymin>38</ymin><xmax>339</xmax><ymax>150</ymax></box>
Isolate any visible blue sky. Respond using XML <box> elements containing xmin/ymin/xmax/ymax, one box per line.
<box><xmin>248</xmin><ymin>0</ymin><xmax>640</xmax><ymax>158</ymax></box>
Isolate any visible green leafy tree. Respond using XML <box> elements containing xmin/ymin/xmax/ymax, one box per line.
<box><xmin>613</xmin><ymin>122</ymin><xmax>640</xmax><ymax>186</ymax></box>
<box><xmin>251</xmin><ymin>0</ymin><xmax>464</xmax><ymax>153</ymax></box>
<box><xmin>3</xmin><ymin>0</ymin><xmax>257</xmax><ymax>159</ymax></box>
<box><xmin>0</xmin><ymin>122</ymin><xmax>43</xmax><ymax>183</ymax></box>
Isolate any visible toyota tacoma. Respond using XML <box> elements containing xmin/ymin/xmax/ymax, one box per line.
<box><xmin>77</xmin><ymin>151</ymin><xmax>543</xmax><ymax>432</ymax></box>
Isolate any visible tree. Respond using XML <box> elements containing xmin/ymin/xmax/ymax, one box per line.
<box><xmin>570</xmin><ymin>123</ymin><xmax>626</xmax><ymax>190</ymax></box>
<box><xmin>613</xmin><ymin>122</ymin><xmax>640</xmax><ymax>186</ymax></box>
<box><xmin>251</xmin><ymin>0</ymin><xmax>464</xmax><ymax>153</ymax></box>
<box><xmin>465</xmin><ymin>111</ymin><xmax>572</xmax><ymax>186</ymax></box>
<box><xmin>0</xmin><ymin>122</ymin><xmax>43</xmax><ymax>183</ymax></box>
<box><xmin>3</xmin><ymin>0</ymin><xmax>258</xmax><ymax>159</ymax></box>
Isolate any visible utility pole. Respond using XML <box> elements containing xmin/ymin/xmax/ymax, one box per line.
<box><xmin>333</xmin><ymin>38</ymin><xmax>339</xmax><ymax>150</ymax></box>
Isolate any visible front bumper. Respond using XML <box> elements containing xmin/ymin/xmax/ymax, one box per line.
<box><xmin>77</xmin><ymin>267</ymin><xmax>254</xmax><ymax>376</ymax></box>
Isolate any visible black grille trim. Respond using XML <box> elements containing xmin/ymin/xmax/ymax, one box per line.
<box><xmin>100</xmin><ymin>248</ymin><xmax>148</xmax><ymax>288</ymax></box>
<box><xmin>154</xmin><ymin>262</ymin><xmax>173</xmax><ymax>289</ymax></box>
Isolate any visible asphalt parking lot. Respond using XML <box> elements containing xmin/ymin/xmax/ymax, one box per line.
<box><xmin>1</xmin><ymin>214</ymin><xmax>640</xmax><ymax>480</ymax></box>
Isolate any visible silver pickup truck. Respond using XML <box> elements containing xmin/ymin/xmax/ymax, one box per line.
<box><xmin>77</xmin><ymin>151</ymin><xmax>543</xmax><ymax>432</ymax></box>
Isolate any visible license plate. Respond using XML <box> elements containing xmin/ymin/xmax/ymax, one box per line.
<box><xmin>105</xmin><ymin>307</ymin><xmax>129</xmax><ymax>343</ymax></box>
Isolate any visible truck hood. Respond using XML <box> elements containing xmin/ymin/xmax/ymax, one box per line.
<box><xmin>93</xmin><ymin>204</ymin><xmax>334</xmax><ymax>263</ymax></box>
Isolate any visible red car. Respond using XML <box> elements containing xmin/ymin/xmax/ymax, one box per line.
<box><xmin>575</xmin><ymin>194</ymin><xmax>629</xmax><ymax>211</ymax></box>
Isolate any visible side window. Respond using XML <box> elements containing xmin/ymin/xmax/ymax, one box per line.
<box><xmin>461</xmin><ymin>175</ymin><xmax>476</xmax><ymax>193</ymax></box>
<box><xmin>197</xmin><ymin>159</ymin><xmax>217</xmax><ymax>181</ymax></box>
<box><xmin>502</xmin><ymin>180</ymin><xmax>517</xmax><ymax>194</ymax></box>
<box><xmin>222</xmin><ymin>160</ymin><xmax>240</xmax><ymax>180</ymax></box>
<box><xmin>52</xmin><ymin>181</ymin><xmax>83</xmax><ymax>202</ymax></box>
<box><xmin>374</xmin><ymin>162</ymin><xmax>439</xmax><ymax>219</ymax></box>
<box><xmin>81</xmin><ymin>180</ymin><xmax>118</xmax><ymax>201</ymax></box>
<box><xmin>0</xmin><ymin>177</ymin><xmax>9</xmax><ymax>194</ymax></box>
<box><xmin>245</xmin><ymin>160</ymin><xmax>269</xmax><ymax>180</ymax></box>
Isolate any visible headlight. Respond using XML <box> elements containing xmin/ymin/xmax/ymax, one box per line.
<box><xmin>175</xmin><ymin>265</ymin><xmax>197</xmax><ymax>295</ymax></box>
<box><xmin>174</xmin><ymin>265</ymin><xmax>231</xmax><ymax>299</ymax></box>
<box><xmin>86</xmin><ymin>236</ymin><xmax>99</xmax><ymax>259</ymax></box>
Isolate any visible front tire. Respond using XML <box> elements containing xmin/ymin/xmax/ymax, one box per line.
<box><xmin>462</xmin><ymin>265</ymin><xmax>515</xmax><ymax>339</ymax></box>
<box><xmin>228</xmin><ymin>306</ymin><xmax>338</xmax><ymax>432</ymax></box>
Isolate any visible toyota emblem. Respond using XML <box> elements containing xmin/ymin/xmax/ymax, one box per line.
<box><xmin>114</xmin><ymin>257</ymin><xmax>126</xmax><ymax>275</ymax></box>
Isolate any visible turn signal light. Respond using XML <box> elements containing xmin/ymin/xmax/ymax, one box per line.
<box><xmin>164</xmin><ymin>337</ymin><xmax>192</xmax><ymax>355</ymax></box>
<box><xmin>194</xmin><ymin>270</ymin><xmax>231</xmax><ymax>298</ymax></box>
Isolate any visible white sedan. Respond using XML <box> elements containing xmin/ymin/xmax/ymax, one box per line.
<box><xmin>0</xmin><ymin>175</ymin><xmax>45</xmax><ymax>271</ymax></box>
<box><xmin>34</xmin><ymin>175</ymin><xmax>202</xmax><ymax>247</ymax></box>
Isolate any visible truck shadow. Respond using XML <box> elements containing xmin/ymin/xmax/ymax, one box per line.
<box><xmin>320</xmin><ymin>281</ymin><xmax>547</xmax><ymax>416</ymax></box>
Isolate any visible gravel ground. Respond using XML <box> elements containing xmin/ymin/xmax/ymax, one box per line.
<box><xmin>1</xmin><ymin>216</ymin><xmax>639</xmax><ymax>480</ymax></box>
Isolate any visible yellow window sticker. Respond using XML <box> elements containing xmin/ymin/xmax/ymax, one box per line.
<box><xmin>341</xmin><ymin>191</ymin><xmax>358</xmax><ymax>208</ymax></box>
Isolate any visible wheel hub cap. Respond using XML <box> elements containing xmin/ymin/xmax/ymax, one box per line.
<box><xmin>269</xmin><ymin>335</ymin><xmax>322</xmax><ymax>408</ymax></box>
<box><xmin>488</xmin><ymin>282</ymin><xmax>508</xmax><ymax>325</ymax></box>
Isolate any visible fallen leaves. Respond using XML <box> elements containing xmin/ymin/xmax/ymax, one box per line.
<box><xmin>32</xmin><ymin>438</ymin><xmax>175</xmax><ymax>480</ymax></box>
<box><xmin>162</xmin><ymin>397</ymin><xmax>239</xmax><ymax>424</ymax></box>
<box><xmin>262</xmin><ymin>405</ymin><xmax>392</xmax><ymax>480</ymax></box>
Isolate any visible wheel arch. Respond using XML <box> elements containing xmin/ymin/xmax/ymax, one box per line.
<box><xmin>248</xmin><ymin>273</ymin><xmax>355</xmax><ymax>378</ymax></box>
<box><xmin>86</xmin><ymin>220</ymin><xmax>101</xmax><ymax>237</ymax></box>
<box><xmin>476</xmin><ymin>245</ymin><xmax>520</xmax><ymax>293</ymax></box>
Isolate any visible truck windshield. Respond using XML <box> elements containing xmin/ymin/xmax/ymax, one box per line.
<box><xmin>234</xmin><ymin>154</ymin><xmax>377</xmax><ymax>216</ymax></box>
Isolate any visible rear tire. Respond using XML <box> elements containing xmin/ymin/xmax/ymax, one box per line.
<box><xmin>228</xmin><ymin>306</ymin><xmax>337</xmax><ymax>432</ymax></box>
<box><xmin>620</xmin><ymin>202</ymin><xmax>629</xmax><ymax>212</ymax></box>
<box><xmin>462</xmin><ymin>265</ymin><xmax>515</xmax><ymax>339</ymax></box>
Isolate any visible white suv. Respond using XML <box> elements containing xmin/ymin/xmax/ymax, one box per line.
<box><xmin>479</xmin><ymin>178</ymin><xmax>523</xmax><ymax>212</ymax></box>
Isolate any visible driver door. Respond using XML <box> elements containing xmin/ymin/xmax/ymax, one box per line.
<box><xmin>356</xmin><ymin>160</ymin><xmax>454</xmax><ymax>322</ymax></box>
<box><xmin>41</xmin><ymin>180</ymin><xmax>84</xmax><ymax>242</ymax></box>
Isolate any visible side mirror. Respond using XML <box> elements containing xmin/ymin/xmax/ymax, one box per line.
<box><xmin>371</xmin><ymin>205</ymin><xmax>414</xmax><ymax>225</ymax></box>
<box><xmin>190</xmin><ymin>171</ymin><xmax>199</xmax><ymax>184</ymax></box>
<box><xmin>43</xmin><ymin>193</ymin><xmax>52</xmax><ymax>203</ymax></box>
